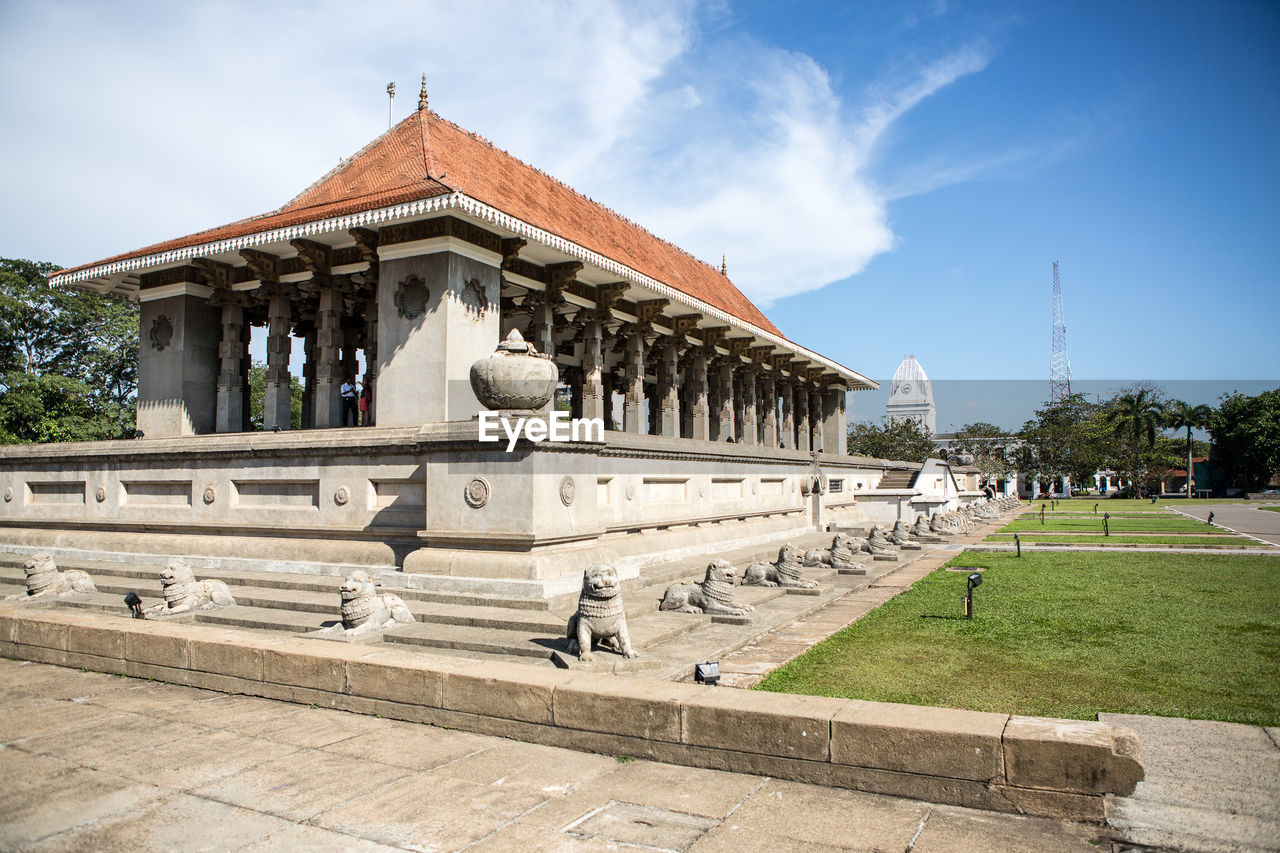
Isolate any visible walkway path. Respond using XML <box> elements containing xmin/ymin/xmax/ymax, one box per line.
<box><xmin>1169</xmin><ymin>504</ymin><xmax>1280</xmax><ymax>548</ymax></box>
<box><xmin>0</xmin><ymin>658</ymin><xmax>1105</xmax><ymax>852</ymax></box>
<box><xmin>1100</xmin><ymin>713</ymin><xmax>1280</xmax><ymax>853</ymax></box>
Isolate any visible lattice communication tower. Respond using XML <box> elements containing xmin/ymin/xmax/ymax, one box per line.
<box><xmin>1049</xmin><ymin>260</ymin><xmax>1072</xmax><ymax>401</ymax></box>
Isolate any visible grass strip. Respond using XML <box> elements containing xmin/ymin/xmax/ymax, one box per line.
<box><xmin>756</xmin><ymin>551</ymin><xmax>1280</xmax><ymax>726</ymax></box>
<box><xmin>1000</xmin><ymin>516</ymin><xmax>1211</xmax><ymax>533</ymax></box>
<box><xmin>984</xmin><ymin>534</ymin><xmax>1259</xmax><ymax>546</ymax></box>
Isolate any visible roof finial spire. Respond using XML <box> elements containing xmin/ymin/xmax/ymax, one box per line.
<box><xmin>417</xmin><ymin>73</ymin><xmax>428</xmax><ymax>111</ymax></box>
<box><xmin>720</xmin><ymin>255</ymin><xmax>727</xmax><ymax>276</ymax></box>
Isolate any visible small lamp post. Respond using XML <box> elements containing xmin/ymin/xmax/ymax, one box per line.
<box><xmin>964</xmin><ymin>572</ymin><xmax>983</xmax><ymax>619</ymax></box>
<box><xmin>1014</xmin><ymin>533</ymin><xmax>1021</xmax><ymax>557</ymax></box>
<box><xmin>1103</xmin><ymin>512</ymin><xmax>1110</xmax><ymax>537</ymax></box>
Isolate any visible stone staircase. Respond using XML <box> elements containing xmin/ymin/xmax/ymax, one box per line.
<box><xmin>876</xmin><ymin>469</ymin><xmax>917</xmax><ymax>489</ymax></box>
<box><xmin>0</xmin><ymin>531</ymin><xmax>930</xmax><ymax>681</ymax></box>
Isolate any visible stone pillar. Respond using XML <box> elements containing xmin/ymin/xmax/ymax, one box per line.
<box><xmin>529</xmin><ymin>295</ymin><xmax>554</xmax><ymax>358</ymax></box>
<box><xmin>312</xmin><ymin>286</ymin><xmax>344</xmax><ymax>427</ymax></box>
<box><xmin>811</xmin><ymin>388</ymin><xmax>824</xmax><ymax>453</ymax></box>
<box><xmin>362</xmin><ymin>308</ymin><xmax>377</xmax><ymax>426</ymax></box>
<box><xmin>741</xmin><ymin>369</ymin><xmax>758</xmax><ymax>445</ymax></box>
<box><xmin>780</xmin><ymin>379</ymin><xmax>795</xmax><ymax>449</ymax></box>
<box><xmin>795</xmin><ymin>384</ymin><xmax>810</xmax><ymax>453</ymax></box>
<box><xmin>215</xmin><ymin>303</ymin><xmax>246</xmax><ymax>433</ymax></box>
<box><xmin>761</xmin><ymin>374</ymin><xmax>778</xmax><ymax>448</ymax></box>
<box><xmin>714</xmin><ymin>360</ymin><xmax>734</xmax><ymax>441</ymax></box>
<box><xmin>301</xmin><ymin>328</ymin><xmax>316</xmax><ymax>429</ymax></box>
<box><xmin>657</xmin><ymin>341</ymin><xmax>679</xmax><ymax>438</ymax></box>
<box><xmin>687</xmin><ymin>354</ymin><xmax>710</xmax><ymax>441</ymax></box>
<box><xmin>136</xmin><ymin>292</ymin><xmax>220</xmax><ymax>437</ymax></box>
<box><xmin>835</xmin><ymin>387</ymin><xmax>847</xmax><ymax>455</ymax></box>
<box><xmin>581</xmin><ymin>318</ymin><xmax>605</xmax><ymax>425</ymax></box>
<box><xmin>623</xmin><ymin>330</ymin><xmax>645</xmax><ymax>434</ymax></box>
<box><xmin>263</xmin><ymin>292</ymin><xmax>293</xmax><ymax>431</ymax></box>
<box><xmin>821</xmin><ymin>386</ymin><xmax>845</xmax><ymax>455</ymax></box>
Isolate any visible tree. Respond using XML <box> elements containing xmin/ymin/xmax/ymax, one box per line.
<box><xmin>1015</xmin><ymin>393</ymin><xmax>1104</xmax><ymax>493</ymax></box>
<box><xmin>247</xmin><ymin>362</ymin><xmax>304</xmax><ymax>430</ymax></box>
<box><xmin>0</xmin><ymin>257</ymin><xmax>139</xmax><ymax>442</ymax></box>
<box><xmin>1164</xmin><ymin>399</ymin><xmax>1213</xmax><ymax>495</ymax></box>
<box><xmin>847</xmin><ymin>417</ymin><xmax>936</xmax><ymax>463</ymax></box>
<box><xmin>1102</xmin><ymin>386</ymin><xmax>1169</xmax><ymax>494</ymax></box>
<box><xmin>1209</xmin><ymin>389</ymin><xmax>1280</xmax><ymax>491</ymax></box>
<box><xmin>948</xmin><ymin>422</ymin><xmax>1015</xmax><ymax>481</ymax></box>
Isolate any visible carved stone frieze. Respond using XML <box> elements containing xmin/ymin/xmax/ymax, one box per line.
<box><xmin>464</xmin><ymin>477</ymin><xmax>490</xmax><ymax>508</ymax></box>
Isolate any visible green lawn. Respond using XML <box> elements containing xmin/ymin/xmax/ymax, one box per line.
<box><xmin>1000</xmin><ymin>515</ymin><xmax>1212</xmax><ymax>533</ymax></box>
<box><xmin>1261</xmin><ymin>506</ymin><xmax>1280</xmax><ymax>514</ymax></box>
<box><xmin>756</xmin><ymin>551</ymin><xmax>1280</xmax><ymax>726</ymax></box>
<box><xmin>984</xmin><ymin>534</ymin><xmax>1259</xmax><ymax>546</ymax></box>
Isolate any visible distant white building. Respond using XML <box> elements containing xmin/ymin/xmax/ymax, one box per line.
<box><xmin>886</xmin><ymin>355</ymin><xmax>936</xmax><ymax>436</ymax></box>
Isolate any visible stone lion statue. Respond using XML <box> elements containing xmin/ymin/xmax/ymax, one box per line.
<box><xmin>803</xmin><ymin>533</ymin><xmax>866</xmax><ymax>570</ymax></box>
<box><xmin>660</xmin><ymin>560</ymin><xmax>754</xmax><ymax>616</ymax></box>
<box><xmin>743</xmin><ymin>544</ymin><xmax>819</xmax><ymax>588</ymax></box>
<box><xmin>864</xmin><ymin>525</ymin><xmax>898</xmax><ymax>556</ymax></box>
<box><xmin>566</xmin><ymin>564</ymin><xmax>637</xmax><ymax>661</ymax></box>
<box><xmin>4</xmin><ymin>554</ymin><xmax>95</xmax><ymax>600</ymax></box>
<box><xmin>331</xmin><ymin>570</ymin><xmax>415</xmax><ymax>636</ymax></box>
<box><xmin>145</xmin><ymin>559</ymin><xmax>235</xmax><ymax>615</ymax></box>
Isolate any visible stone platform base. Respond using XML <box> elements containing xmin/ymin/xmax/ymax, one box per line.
<box><xmin>0</xmin><ymin>604</ymin><xmax>1143</xmax><ymax>822</ymax></box>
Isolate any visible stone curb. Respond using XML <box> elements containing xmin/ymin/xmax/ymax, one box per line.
<box><xmin>0</xmin><ymin>603</ymin><xmax>1142</xmax><ymax>823</ymax></box>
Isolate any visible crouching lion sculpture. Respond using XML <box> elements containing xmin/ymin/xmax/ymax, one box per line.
<box><xmin>5</xmin><ymin>554</ymin><xmax>96</xmax><ymax>600</ymax></box>
<box><xmin>743</xmin><ymin>544</ymin><xmax>819</xmax><ymax>588</ymax></box>
<box><xmin>145</xmin><ymin>559</ymin><xmax>236</xmax><ymax>615</ymax></box>
<box><xmin>328</xmin><ymin>570</ymin><xmax>416</xmax><ymax>636</ymax></box>
<box><xmin>660</xmin><ymin>559</ymin><xmax>754</xmax><ymax>616</ymax></box>
<box><xmin>566</xmin><ymin>564</ymin><xmax>637</xmax><ymax>661</ymax></box>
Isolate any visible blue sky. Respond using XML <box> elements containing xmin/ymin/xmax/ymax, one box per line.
<box><xmin>1</xmin><ymin>1</ymin><xmax>1275</xmax><ymax>427</ymax></box>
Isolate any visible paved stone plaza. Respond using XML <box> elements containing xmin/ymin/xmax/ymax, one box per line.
<box><xmin>1</xmin><ymin>658</ymin><xmax>1110</xmax><ymax>852</ymax></box>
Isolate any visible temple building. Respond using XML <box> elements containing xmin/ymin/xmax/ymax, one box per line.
<box><xmin>0</xmin><ymin>84</ymin><xmax>980</xmax><ymax>600</ymax></box>
<box><xmin>885</xmin><ymin>355</ymin><xmax>936</xmax><ymax>435</ymax></box>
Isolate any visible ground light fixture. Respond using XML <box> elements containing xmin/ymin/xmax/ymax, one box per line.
<box><xmin>1014</xmin><ymin>533</ymin><xmax>1021</xmax><ymax>557</ymax></box>
<box><xmin>1208</xmin><ymin>511</ymin><xmax>1215</xmax><ymax>526</ymax></box>
<box><xmin>124</xmin><ymin>591</ymin><xmax>145</xmax><ymax>619</ymax></box>
<box><xmin>964</xmin><ymin>572</ymin><xmax>983</xmax><ymax>619</ymax></box>
<box><xmin>1103</xmin><ymin>512</ymin><xmax>1110</xmax><ymax>537</ymax></box>
<box><xmin>694</xmin><ymin>661</ymin><xmax>720</xmax><ymax>685</ymax></box>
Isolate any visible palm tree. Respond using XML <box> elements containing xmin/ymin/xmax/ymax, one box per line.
<box><xmin>1165</xmin><ymin>399</ymin><xmax>1213</xmax><ymax>497</ymax></box>
<box><xmin>1104</xmin><ymin>389</ymin><xmax>1165</xmax><ymax>494</ymax></box>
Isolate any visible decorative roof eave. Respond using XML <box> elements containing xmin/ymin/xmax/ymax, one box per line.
<box><xmin>49</xmin><ymin>191</ymin><xmax>877</xmax><ymax>390</ymax></box>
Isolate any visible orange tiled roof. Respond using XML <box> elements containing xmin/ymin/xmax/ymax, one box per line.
<box><xmin>61</xmin><ymin>108</ymin><xmax>782</xmax><ymax>338</ymax></box>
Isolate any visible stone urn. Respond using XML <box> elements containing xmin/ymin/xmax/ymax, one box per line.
<box><xmin>470</xmin><ymin>328</ymin><xmax>559</xmax><ymax>410</ymax></box>
<box><xmin>952</xmin><ymin>452</ymin><xmax>975</xmax><ymax>466</ymax></box>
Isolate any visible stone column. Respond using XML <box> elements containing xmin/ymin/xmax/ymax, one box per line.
<box><xmin>215</xmin><ymin>303</ymin><xmax>246</xmax><ymax>433</ymax></box>
<box><xmin>811</xmin><ymin>388</ymin><xmax>824</xmax><ymax>453</ymax></box>
<box><xmin>795</xmin><ymin>384</ymin><xmax>810</xmax><ymax>453</ymax></box>
<box><xmin>780</xmin><ymin>379</ymin><xmax>795</xmax><ymax>449</ymax></box>
<box><xmin>301</xmin><ymin>328</ymin><xmax>316</xmax><ymax>429</ymax></box>
<box><xmin>740</xmin><ymin>368</ymin><xmax>758</xmax><ymax>445</ymax></box>
<box><xmin>687</xmin><ymin>353</ymin><xmax>710</xmax><ymax>441</ymax></box>
<box><xmin>716</xmin><ymin>360</ymin><xmax>735</xmax><ymax>441</ymax></box>
<box><xmin>263</xmin><ymin>291</ymin><xmax>293</xmax><ymax>431</ymax></box>
<box><xmin>581</xmin><ymin>318</ymin><xmax>605</xmax><ymax>424</ymax></box>
<box><xmin>312</xmin><ymin>286</ymin><xmax>344</xmax><ymax>427</ymax></box>
<box><xmin>529</xmin><ymin>295</ymin><xmax>554</xmax><ymax>357</ymax></box>
<box><xmin>821</xmin><ymin>386</ymin><xmax>844</xmax><ymax>455</ymax></box>
<box><xmin>835</xmin><ymin>387</ymin><xmax>847</xmax><ymax>455</ymax></box>
<box><xmin>657</xmin><ymin>341</ymin><xmax>679</xmax><ymax>438</ymax></box>
<box><xmin>623</xmin><ymin>329</ymin><xmax>645</xmax><ymax>434</ymax></box>
<box><xmin>362</xmin><ymin>308</ymin><xmax>377</xmax><ymax>426</ymax></box>
<box><xmin>761</xmin><ymin>373</ymin><xmax>777</xmax><ymax>448</ymax></box>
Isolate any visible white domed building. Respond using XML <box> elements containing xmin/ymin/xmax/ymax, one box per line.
<box><xmin>886</xmin><ymin>355</ymin><xmax>936</xmax><ymax>436</ymax></box>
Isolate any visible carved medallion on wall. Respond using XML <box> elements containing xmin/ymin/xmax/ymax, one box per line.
<box><xmin>150</xmin><ymin>315</ymin><xmax>173</xmax><ymax>351</ymax></box>
<box><xmin>751</xmin><ymin>480</ymin><xmax>758</xmax><ymax>496</ymax></box>
<box><xmin>95</xmin><ymin>486</ymin><xmax>107</xmax><ymax>503</ymax></box>
<box><xmin>625</xmin><ymin>484</ymin><xmax>636</xmax><ymax>502</ymax></box>
<box><xmin>5</xmin><ymin>486</ymin><xmax>14</xmax><ymax>502</ymax></box>
<box><xmin>201</xmin><ymin>485</ymin><xmax>216</xmax><ymax>505</ymax></box>
<box><xmin>460</xmin><ymin>278</ymin><xmax>489</xmax><ymax>321</ymax></box>
<box><xmin>559</xmin><ymin>476</ymin><xmax>576</xmax><ymax>507</ymax></box>
<box><xmin>334</xmin><ymin>485</ymin><xmax>350</xmax><ymax>506</ymax></box>
<box><xmin>395</xmin><ymin>275</ymin><xmax>429</xmax><ymax>319</ymax></box>
<box><xmin>464</xmin><ymin>477</ymin><xmax>491</xmax><ymax>508</ymax></box>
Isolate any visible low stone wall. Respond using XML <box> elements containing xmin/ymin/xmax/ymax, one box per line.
<box><xmin>0</xmin><ymin>605</ymin><xmax>1141</xmax><ymax>822</ymax></box>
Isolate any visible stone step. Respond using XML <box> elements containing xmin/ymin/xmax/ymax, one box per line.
<box><xmin>0</xmin><ymin>557</ymin><xmax>550</xmax><ymax>612</ymax></box>
<box><xmin>194</xmin><ymin>605</ymin><xmax>336</xmax><ymax>634</ymax></box>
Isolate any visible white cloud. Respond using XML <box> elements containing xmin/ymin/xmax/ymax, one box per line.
<box><xmin>0</xmin><ymin>0</ymin><xmax>991</xmax><ymax>309</ymax></box>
